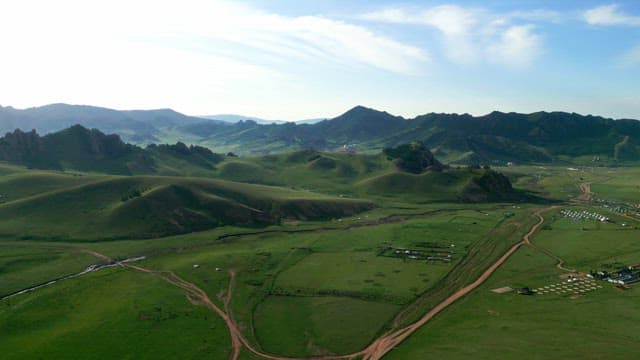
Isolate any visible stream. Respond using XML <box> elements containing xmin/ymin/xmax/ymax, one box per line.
<box><xmin>1</xmin><ymin>256</ymin><xmax>146</xmax><ymax>301</ymax></box>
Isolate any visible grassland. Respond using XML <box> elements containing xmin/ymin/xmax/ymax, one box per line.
<box><xmin>254</xmin><ymin>296</ymin><xmax>400</xmax><ymax>356</ymax></box>
<box><xmin>2</xmin><ymin>161</ymin><xmax>639</xmax><ymax>359</ymax></box>
<box><xmin>100</xmin><ymin>208</ymin><xmax>513</xmax><ymax>357</ymax></box>
<box><xmin>0</xmin><ymin>173</ymin><xmax>372</xmax><ymax>241</ymax></box>
<box><xmin>385</xmin><ymin>170</ymin><xmax>640</xmax><ymax>359</ymax></box>
<box><xmin>0</xmin><ymin>268</ymin><xmax>230</xmax><ymax>359</ymax></box>
<box><xmin>0</xmin><ymin>244</ymin><xmax>96</xmax><ymax>297</ymax></box>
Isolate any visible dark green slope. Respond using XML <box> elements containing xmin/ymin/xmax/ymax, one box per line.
<box><xmin>410</xmin><ymin>111</ymin><xmax>640</xmax><ymax>162</ymax></box>
<box><xmin>0</xmin><ymin>176</ymin><xmax>373</xmax><ymax>240</ymax></box>
<box><xmin>0</xmin><ymin>126</ymin><xmax>226</xmax><ymax>175</ymax></box>
<box><xmin>213</xmin><ymin>144</ymin><xmax>520</xmax><ymax>204</ymax></box>
<box><xmin>357</xmin><ymin>167</ymin><xmax>520</xmax><ymax>203</ymax></box>
<box><xmin>0</xmin><ymin>123</ymin><xmax>527</xmax><ymax>218</ymax></box>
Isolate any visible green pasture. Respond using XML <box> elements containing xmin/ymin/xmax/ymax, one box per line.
<box><xmin>254</xmin><ymin>296</ymin><xmax>399</xmax><ymax>356</ymax></box>
<box><xmin>0</xmin><ymin>268</ymin><xmax>230</xmax><ymax>359</ymax></box>
<box><xmin>0</xmin><ymin>244</ymin><xmax>96</xmax><ymax>297</ymax></box>
<box><xmin>387</xmin><ymin>205</ymin><xmax>640</xmax><ymax>359</ymax></box>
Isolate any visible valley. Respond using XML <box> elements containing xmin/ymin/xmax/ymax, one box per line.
<box><xmin>4</xmin><ymin>1</ymin><xmax>639</xmax><ymax>358</ymax></box>
<box><xmin>1</xmin><ymin>133</ymin><xmax>639</xmax><ymax>359</ymax></box>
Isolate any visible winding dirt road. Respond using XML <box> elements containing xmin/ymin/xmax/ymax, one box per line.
<box><xmin>79</xmin><ymin>206</ymin><xmax>552</xmax><ymax>360</ymax></box>
<box><xmin>355</xmin><ymin>207</ymin><xmax>551</xmax><ymax>360</ymax></box>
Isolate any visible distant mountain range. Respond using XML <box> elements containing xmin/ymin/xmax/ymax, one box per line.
<box><xmin>0</xmin><ymin>104</ymin><xmax>227</xmax><ymax>143</ymax></box>
<box><xmin>172</xmin><ymin>106</ymin><xmax>640</xmax><ymax>164</ymax></box>
<box><xmin>1</xmin><ymin>103</ymin><xmax>639</xmax><ymax>164</ymax></box>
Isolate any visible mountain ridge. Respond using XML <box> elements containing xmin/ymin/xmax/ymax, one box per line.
<box><xmin>172</xmin><ymin>106</ymin><xmax>640</xmax><ymax>163</ymax></box>
<box><xmin>2</xmin><ymin>103</ymin><xmax>639</xmax><ymax>163</ymax></box>
<box><xmin>0</xmin><ymin>103</ymin><xmax>224</xmax><ymax>143</ymax></box>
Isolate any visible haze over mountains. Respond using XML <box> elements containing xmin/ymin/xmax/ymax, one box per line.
<box><xmin>201</xmin><ymin>114</ymin><xmax>325</xmax><ymax>125</ymax></box>
<box><xmin>1</xmin><ymin>103</ymin><xmax>639</xmax><ymax>164</ymax></box>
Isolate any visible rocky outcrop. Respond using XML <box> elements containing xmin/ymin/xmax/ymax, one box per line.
<box><xmin>383</xmin><ymin>141</ymin><xmax>444</xmax><ymax>173</ymax></box>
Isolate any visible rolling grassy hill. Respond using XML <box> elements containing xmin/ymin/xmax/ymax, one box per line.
<box><xmin>0</xmin><ymin>125</ymin><xmax>524</xmax><ymax>204</ymax></box>
<box><xmin>0</xmin><ymin>125</ymin><xmax>525</xmax><ymax>244</ymax></box>
<box><xmin>0</xmin><ymin>175</ymin><xmax>373</xmax><ymax>241</ymax></box>
<box><xmin>0</xmin><ymin>126</ymin><xmax>226</xmax><ymax>175</ymax></box>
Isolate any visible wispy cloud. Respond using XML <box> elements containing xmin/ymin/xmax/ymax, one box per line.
<box><xmin>617</xmin><ymin>45</ymin><xmax>640</xmax><ymax>67</ymax></box>
<box><xmin>584</xmin><ymin>4</ymin><xmax>640</xmax><ymax>26</ymax></box>
<box><xmin>361</xmin><ymin>4</ymin><xmax>552</xmax><ymax>68</ymax></box>
<box><xmin>583</xmin><ymin>5</ymin><xmax>640</xmax><ymax>69</ymax></box>
<box><xmin>0</xmin><ymin>0</ymin><xmax>430</xmax><ymax>115</ymax></box>
<box><xmin>487</xmin><ymin>25</ymin><xmax>542</xmax><ymax>68</ymax></box>
<box><xmin>361</xmin><ymin>5</ymin><xmax>481</xmax><ymax>64</ymax></box>
<box><xmin>151</xmin><ymin>0</ymin><xmax>430</xmax><ymax>75</ymax></box>
<box><xmin>0</xmin><ymin>0</ymin><xmax>429</xmax><ymax>77</ymax></box>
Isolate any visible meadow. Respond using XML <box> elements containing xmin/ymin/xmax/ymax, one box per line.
<box><xmin>1</xmin><ymin>161</ymin><xmax>638</xmax><ymax>359</ymax></box>
<box><xmin>0</xmin><ymin>268</ymin><xmax>230</xmax><ymax>359</ymax></box>
<box><xmin>386</xmin><ymin>171</ymin><xmax>640</xmax><ymax>359</ymax></box>
<box><xmin>386</xmin><ymin>221</ymin><xmax>640</xmax><ymax>359</ymax></box>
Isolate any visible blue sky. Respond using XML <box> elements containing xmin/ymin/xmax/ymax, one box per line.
<box><xmin>0</xmin><ymin>1</ymin><xmax>639</xmax><ymax>120</ymax></box>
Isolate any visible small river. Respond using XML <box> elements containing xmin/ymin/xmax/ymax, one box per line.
<box><xmin>0</xmin><ymin>256</ymin><xmax>146</xmax><ymax>301</ymax></box>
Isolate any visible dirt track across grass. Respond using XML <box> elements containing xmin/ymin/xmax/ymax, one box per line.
<box><xmin>355</xmin><ymin>207</ymin><xmax>552</xmax><ymax>360</ymax></box>
<box><xmin>80</xmin><ymin>206</ymin><xmax>552</xmax><ymax>360</ymax></box>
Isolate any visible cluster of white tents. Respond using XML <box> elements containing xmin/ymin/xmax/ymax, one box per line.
<box><xmin>533</xmin><ymin>278</ymin><xmax>601</xmax><ymax>295</ymax></box>
<box><xmin>560</xmin><ymin>209</ymin><xmax>609</xmax><ymax>222</ymax></box>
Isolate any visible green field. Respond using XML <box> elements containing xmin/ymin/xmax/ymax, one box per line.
<box><xmin>0</xmin><ymin>245</ymin><xmax>96</xmax><ymax>297</ymax></box>
<box><xmin>386</xmin><ymin>170</ymin><xmax>640</xmax><ymax>359</ymax></box>
<box><xmin>0</xmin><ymin>268</ymin><xmax>230</xmax><ymax>359</ymax></box>
<box><xmin>254</xmin><ymin>296</ymin><xmax>400</xmax><ymax>356</ymax></box>
<box><xmin>1</xmin><ymin>159</ymin><xmax>640</xmax><ymax>359</ymax></box>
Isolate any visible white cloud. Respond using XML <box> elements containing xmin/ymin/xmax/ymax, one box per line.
<box><xmin>617</xmin><ymin>45</ymin><xmax>640</xmax><ymax>67</ymax></box>
<box><xmin>487</xmin><ymin>25</ymin><xmax>542</xmax><ymax>68</ymax></box>
<box><xmin>362</xmin><ymin>5</ymin><xmax>480</xmax><ymax>64</ymax></box>
<box><xmin>361</xmin><ymin>5</ymin><xmax>548</xmax><ymax>68</ymax></box>
<box><xmin>124</xmin><ymin>1</ymin><xmax>430</xmax><ymax>75</ymax></box>
<box><xmin>584</xmin><ymin>4</ymin><xmax>640</xmax><ymax>26</ymax></box>
<box><xmin>0</xmin><ymin>0</ymin><xmax>429</xmax><ymax>116</ymax></box>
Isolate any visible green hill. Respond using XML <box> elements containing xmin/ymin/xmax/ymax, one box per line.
<box><xmin>0</xmin><ymin>126</ymin><xmax>228</xmax><ymax>175</ymax></box>
<box><xmin>167</xmin><ymin>107</ymin><xmax>640</xmax><ymax>164</ymax></box>
<box><xmin>211</xmin><ymin>148</ymin><xmax>519</xmax><ymax>203</ymax></box>
<box><xmin>0</xmin><ymin>125</ymin><xmax>524</xmax><ymax>228</ymax></box>
<box><xmin>357</xmin><ymin>167</ymin><xmax>519</xmax><ymax>203</ymax></box>
<box><xmin>0</xmin><ymin>175</ymin><xmax>373</xmax><ymax>241</ymax></box>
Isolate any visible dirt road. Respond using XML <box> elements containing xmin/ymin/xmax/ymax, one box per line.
<box><xmin>355</xmin><ymin>207</ymin><xmax>551</xmax><ymax>360</ymax></box>
<box><xmin>575</xmin><ymin>183</ymin><xmax>593</xmax><ymax>202</ymax></box>
<box><xmin>78</xmin><ymin>207</ymin><xmax>551</xmax><ymax>360</ymax></box>
<box><xmin>95</xmin><ymin>257</ymin><xmax>329</xmax><ymax>360</ymax></box>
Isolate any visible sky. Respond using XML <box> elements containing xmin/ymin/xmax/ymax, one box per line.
<box><xmin>0</xmin><ymin>0</ymin><xmax>639</xmax><ymax>121</ymax></box>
